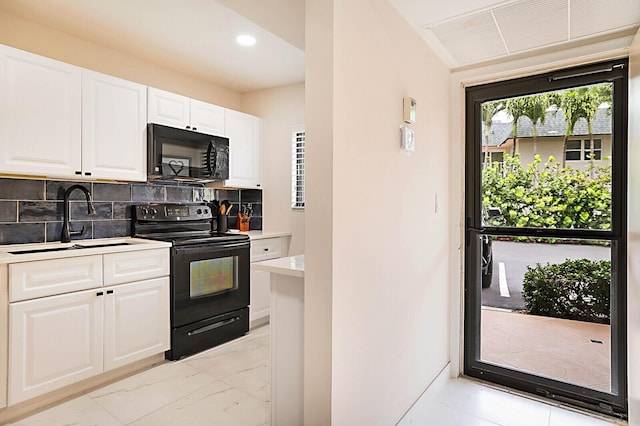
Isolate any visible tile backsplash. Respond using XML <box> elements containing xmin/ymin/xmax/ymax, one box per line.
<box><xmin>0</xmin><ymin>178</ymin><xmax>262</xmax><ymax>245</ymax></box>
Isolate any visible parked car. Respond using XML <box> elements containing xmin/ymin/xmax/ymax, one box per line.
<box><xmin>481</xmin><ymin>207</ymin><xmax>502</xmax><ymax>288</ymax></box>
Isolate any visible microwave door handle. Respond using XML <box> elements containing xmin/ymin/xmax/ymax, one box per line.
<box><xmin>207</xmin><ymin>141</ymin><xmax>217</xmax><ymax>177</ymax></box>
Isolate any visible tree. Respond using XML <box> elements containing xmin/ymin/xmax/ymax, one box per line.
<box><xmin>553</xmin><ymin>84</ymin><xmax>612</xmax><ymax>169</ymax></box>
<box><xmin>481</xmin><ymin>101</ymin><xmax>505</xmax><ymax>164</ymax></box>
<box><xmin>552</xmin><ymin>90</ymin><xmax>582</xmax><ymax>168</ymax></box>
<box><xmin>505</xmin><ymin>97</ymin><xmax>527</xmax><ymax>142</ymax></box>
<box><xmin>521</xmin><ymin>94</ymin><xmax>550</xmax><ymax>156</ymax></box>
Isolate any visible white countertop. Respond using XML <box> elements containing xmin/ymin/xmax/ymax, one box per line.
<box><xmin>240</xmin><ymin>230</ymin><xmax>292</xmax><ymax>240</ymax></box>
<box><xmin>0</xmin><ymin>237</ymin><xmax>171</xmax><ymax>264</ymax></box>
<box><xmin>251</xmin><ymin>255</ymin><xmax>304</xmax><ymax>278</ymax></box>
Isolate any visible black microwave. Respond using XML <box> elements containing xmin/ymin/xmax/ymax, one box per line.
<box><xmin>147</xmin><ymin>123</ymin><xmax>229</xmax><ymax>182</ymax></box>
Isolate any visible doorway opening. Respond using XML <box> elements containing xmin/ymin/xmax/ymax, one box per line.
<box><xmin>464</xmin><ymin>59</ymin><xmax>628</xmax><ymax>419</ymax></box>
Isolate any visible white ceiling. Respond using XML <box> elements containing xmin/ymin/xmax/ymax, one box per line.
<box><xmin>1</xmin><ymin>0</ymin><xmax>639</xmax><ymax>92</ymax></box>
<box><xmin>0</xmin><ymin>0</ymin><xmax>305</xmax><ymax>93</ymax></box>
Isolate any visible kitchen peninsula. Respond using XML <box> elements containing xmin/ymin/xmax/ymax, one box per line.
<box><xmin>251</xmin><ymin>255</ymin><xmax>304</xmax><ymax>426</ymax></box>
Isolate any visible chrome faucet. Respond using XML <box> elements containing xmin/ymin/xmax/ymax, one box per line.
<box><xmin>61</xmin><ymin>185</ymin><xmax>97</xmax><ymax>243</ymax></box>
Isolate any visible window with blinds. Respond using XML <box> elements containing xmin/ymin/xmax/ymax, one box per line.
<box><xmin>291</xmin><ymin>127</ymin><xmax>305</xmax><ymax>209</ymax></box>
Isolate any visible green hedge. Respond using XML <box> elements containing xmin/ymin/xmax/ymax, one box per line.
<box><xmin>522</xmin><ymin>258</ymin><xmax>610</xmax><ymax>324</ymax></box>
<box><xmin>482</xmin><ymin>154</ymin><xmax>611</xmax><ymax>230</ymax></box>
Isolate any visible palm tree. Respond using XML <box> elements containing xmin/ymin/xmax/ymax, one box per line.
<box><xmin>521</xmin><ymin>94</ymin><xmax>550</xmax><ymax>156</ymax></box>
<box><xmin>554</xmin><ymin>85</ymin><xmax>612</xmax><ymax>169</ymax></box>
<box><xmin>505</xmin><ymin>97</ymin><xmax>527</xmax><ymax>144</ymax></box>
<box><xmin>582</xmin><ymin>84</ymin><xmax>612</xmax><ymax>162</ymax></box>
<box><xmin>553</xmin><ymin>90</ymin><xmax>583</xmax><ymax>168</ymax></box>
<box><xmin>482</xmin><ymin>101</ymin><xmax>505</xmax><ymax>164</ymax></box>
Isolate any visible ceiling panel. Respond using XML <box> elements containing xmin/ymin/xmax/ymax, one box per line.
<box><xmin>570</xmin><ymin>0</ymin><xmax>640</xmax><ymax>39</ymax></box>
<box><xmin>389</xmin><ymin>0</ymin><xmax>640</xmax><ymax>69</ymax></box>
<box><xmin>493</xmin><ymin>0</ymin><xmax>568</xmax><ymax>53</ymax></box>
<box><xmin>430</xmin><ymin>12</ymin><xmax>507</xmax><ymax>65</ymax></box>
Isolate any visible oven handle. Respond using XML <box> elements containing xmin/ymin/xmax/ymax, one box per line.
<box><xmin>187</xmin><ymin>316</ymin><xmax>241</xmax><ymax>336</ymax></box>
<box><xmin>173</xmin><ymin>241</ymin><xmax>250</xmax><ymax>254</ymax></box>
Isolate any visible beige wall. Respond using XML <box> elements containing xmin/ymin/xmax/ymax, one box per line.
<box><xmin>306</xmin><ymin>0</ymin><xmax>451</xmax><ymax>423</ymax></box>
<box><xmin>240</xmin><ymin>84</ymin><xmax>305</xmax><ymax>254</ymax></box>
<box><xmin>0</xmin><ymin>10</ymin><xmax>241</xmax><ymax>109</ymax></box>
<box><xmin>515</xmin><ymin>135</ymin><xmax>613</xmax><ymax>171</ymax></box>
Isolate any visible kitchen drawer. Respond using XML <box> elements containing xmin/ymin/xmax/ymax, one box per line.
<box><xmin>104</xmin><ymin>248</ymin><xmax>169</xmax><ymax>286</ymax></box>
<box><xmin>9</xmin><ymin>255</ymin><xmax>102</xmax><ymax>302</ymax></box>
<box><xmin>250</xmin><ymin>238</ymin><xmax>284</xmax><ymax>262</ymax></box>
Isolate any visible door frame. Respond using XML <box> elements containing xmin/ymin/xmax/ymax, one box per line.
<box><xmin>463</xmin><ymin>59</ymin><xmax>628</xmax><ymax>418</ymax></box>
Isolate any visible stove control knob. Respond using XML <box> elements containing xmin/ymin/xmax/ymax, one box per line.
<box><xmin>197</xmin><ymin>209</ymin><xmax>202</xmax><ymax>215</ymax></box>
<box><xmin>204</xmin><ymin>208</ymin><xmax>209</xmax><ymax>214</ymax></box>
<box><xmin>141</xmin><ymin>208</ymin><xmax>148</xmax><ymax>216</ymax></box>
<box><xmin>150</xmin><ymin>208</ymin><xmax>157</xmax><ymax>215</ymax></box>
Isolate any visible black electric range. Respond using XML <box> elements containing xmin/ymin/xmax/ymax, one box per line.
<box><xmin>132</xmin><ymin>203</ymin><xmax>250</xmax><ymax>360</ymax></box>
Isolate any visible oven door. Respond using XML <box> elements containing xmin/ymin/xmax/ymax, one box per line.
<box><xmin>171</xmin><ymin>241</ymin><xmax>249</xmax><ymax>328</ymax></box>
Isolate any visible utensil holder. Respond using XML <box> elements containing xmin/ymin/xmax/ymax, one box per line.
<box><xmin>238</xmin><ymin>213</ymin><xmax>250</xmax><ymax>231</ymax></box>
<box><xmin>217</xmin><ymin>213</ymin><xmax>228</xmax><ymax>233</ymax></box>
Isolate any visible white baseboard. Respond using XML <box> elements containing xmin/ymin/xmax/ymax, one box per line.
<box><xmin>396</xmin><ymin>362</ymin><xmax>452</xmax><ymax>425</ymax></box>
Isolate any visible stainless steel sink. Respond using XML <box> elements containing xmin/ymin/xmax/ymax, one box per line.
<box><xmin>8</xmin><ymin>242</ymin><xmax>131</xmax><ymax>255</ymax></box>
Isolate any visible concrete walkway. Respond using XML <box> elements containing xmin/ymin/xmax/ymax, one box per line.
<box><xmin>481</xmin><ymin>307</ymin><xmax>611</xmax><ymax>392</ymax></box>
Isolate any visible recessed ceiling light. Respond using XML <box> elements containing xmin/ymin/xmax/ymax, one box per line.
<box><xmin>236</xmin><ymin>35</ymin><xmax>256</xmax><ymax>46</ymax></box>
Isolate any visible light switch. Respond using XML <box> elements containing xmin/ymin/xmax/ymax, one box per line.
<box><xmin>400</xmin><ymin>126</ymin><xmax>415</xmax><ymax>153</ymax></box>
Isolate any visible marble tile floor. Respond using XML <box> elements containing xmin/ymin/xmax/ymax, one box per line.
<box><xmin>8</xmin><ymin>325</ymin><xmax>271</xmax><ymax>426</ymax></box>
<box><xmin>8</xmin><ymin>323</ymin><xmax>623</xmax><ymax>426</ymax></box>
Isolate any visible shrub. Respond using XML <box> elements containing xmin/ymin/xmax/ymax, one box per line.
<box><xmin>522</xmin><ymin>258</ymin><xmax>610</xmax><ymax>324</ymax></box>
<box><xmin>482</xmin><ymin>154</ymin><xmax>611</xmax><ymax>230</ymax></box>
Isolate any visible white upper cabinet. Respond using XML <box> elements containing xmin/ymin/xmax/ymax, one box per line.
<box><xmin>190</xmin><ymin>99</ymin><xmax>225</xmax><ymax>136</ymax></box>
<box><xmin>82</xmin><ymin>70</ymin><xmax>147</xmax><ymax>181</ymax></box>
<box><xmin>148</xmin><ymin>87</ymin><xmax>225</xmax><ymax>136</ymax></box>
<box><xmin>224</xmin><ymin>109</ymin><xmax>262</xmax><ymax>189</ymax></box>
<box><xmin>0</xmin><ymin>44</ymin><xmax>146</xmax><ymax>181</ymax></box>
<box><xmin>147</xmin><ymin>87</ymin><xmax>190</xmax><ymax>129</ymax></box>
<box><xmin>0</xmin><ymin>44</ymin><xmax>82</xmax><ymax>178</ymax></box>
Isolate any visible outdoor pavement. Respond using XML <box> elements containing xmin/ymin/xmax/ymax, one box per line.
<box><xmin>481</xmin><ymin>307</ymin><xmax>611</xmax><ymax>392</ymax></box>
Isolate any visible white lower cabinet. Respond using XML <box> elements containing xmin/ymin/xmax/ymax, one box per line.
<box><xmin>104</xmin><ymin>278</ymin><xmax>169</xmax><ymax>371</ymax></box>
<box><xmin>6</xmin><ymin>248</ymin><xmax>170</xmax><ymax>406</ymax></box>
<box><xmin>9</xmin><ymin>289</ymin><xmax>103</xmax><ymax>405</ymax></box>
<box><xmin>249</xmin><ymin>235</ymin><xmax>291</xmax><ymax>326</ymax></box>
<box><xmin>250</xmin><ymin>270</ymin><xmax>271</xmax><ymax>324</ymax></box>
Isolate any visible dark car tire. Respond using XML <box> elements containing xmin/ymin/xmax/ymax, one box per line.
<box><xmin>482</xmin><ymin>256</ymin><xmax>493</xmax><ymax>288</ymax></box>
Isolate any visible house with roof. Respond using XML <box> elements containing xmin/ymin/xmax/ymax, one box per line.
<box><xmin>483</xmin><ymin>106</ymin><xmax>612</xmax><ymax>170</ymax></box>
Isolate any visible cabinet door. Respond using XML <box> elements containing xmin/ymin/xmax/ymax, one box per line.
<box><xmin>224</xmin><ymin>109</ymin><xmax>262</xmax><ymax>188</ymax></box>
<box><xmin>0</xmin><ymin>44</ymin><xmax>81</xmax><ymax>178</ymax></box>
<box><xmin>147</xmin><ymin>87</ymin><xmax>190</xmax><ymax>129</ymax></box>
<box><xmin>9</xmin><ymin>289</ymin><xmax>103</xmax><ymax>405</ymax></box>
<box><xmin>250</xmin><ymin>269</ymin><xmax>270</xmax><ymax>324</ymax></box>
<box><xmin>190</xmin><ymin>99</ymin><xmax>225</xmax><ymax>136</ymax></box>
<box><xmin>103</xmin><ymin>278</ymin><xmax>170</xmax><ymax>371</ymax></box>
<box><xmin>82</xmin><ymin>70</ymin><xmax>147</xmax><ymax>181</ymax></box>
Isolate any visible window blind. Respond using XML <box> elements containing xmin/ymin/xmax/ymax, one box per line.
<box><xmin>291</xmin><ymin>127</ymin><xmax>305</xmax><ymax>209</ymax></box>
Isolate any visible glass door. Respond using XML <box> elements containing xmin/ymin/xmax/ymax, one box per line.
<box><xmin>464</xmin><ymin>60</ymin><xmax>628</xmax><ymax>418</ymax></box>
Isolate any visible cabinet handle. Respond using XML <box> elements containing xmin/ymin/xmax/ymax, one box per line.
<box><xmin>96</xmin><ymin>291</ymin><xmax>103</xmax><ymax>296</ymax></box>
<box><xmin>106</xmin><ymin>290</ymin><xmax>114</xmax><ymax>294</ymax></box>
<box><xmin>264</xmin><ymin>248</ymin><xmax>269</xmax><ymax>251</ymax></box>
<box><xmin>193</xmin><ymin>127</ymin><xmax>197</xmax><ymax>131</ymax></box>
<box><xmin>84</xmin><ymin>171</ymin><xmax>92</xmax><ymax>176</ymax></box>
<box><xmin>75</xmin><ymin>171</ymin><xmax>82</xmax><ymax>175</ymax></box>
<box><xmin>186</xmin><ymin>125</ymin><xmax>191</xmax><ymax>129</ymax></box>
<box><xmin>257</xmin><ymin>184</ymin><xmax>261</xmax><ymax>187</ymax></box>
